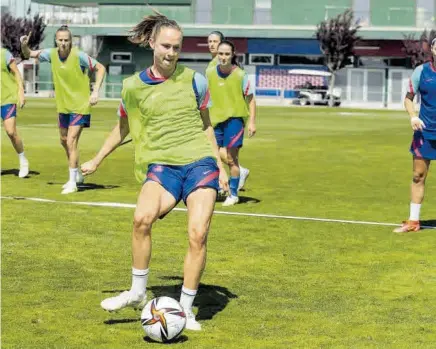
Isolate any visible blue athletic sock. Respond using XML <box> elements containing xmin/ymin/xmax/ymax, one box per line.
<box><xmin>229</xmin><ymin>176</ymin><xmax>240</xmax><ymax>197</ymax></box>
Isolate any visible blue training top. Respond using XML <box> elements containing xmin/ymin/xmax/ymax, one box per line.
<box><xmin>409</xmin><ymin>61</ymin><xmax>436</xmax><ymax>139</ymax></box>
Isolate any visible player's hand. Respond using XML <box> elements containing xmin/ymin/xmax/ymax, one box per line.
<box><xmin>81</xmin><ymin>159</ymin><xmax>98</xmax><ymax>176</ymax></box>
<box><xmin>218</xmin><ymin>168</ymin><xmax>229</xmax><ymax>194</ymax></box>
<box><xmin>248</xmin><ymin>122</ymin><xmax>256</xmax><ymax>138</ymax></box>
<box><xmin>411</xmin><ymin>116</ymin><xmax>425</xmax><ymax>131</ymax></box>
<box><xmin>89</xmin><ymin>91</ymin><xmax>99</xmax><ymax>106</ymax></box>
<box><xmin>18</xmin><ymin>91</ymin><xmax>25</xmax><ymax>109</ymax></box>
<box><xmin>20</xmin><ymin>32</ymin><xmax>32</xmax><ymax>46</ymax></box>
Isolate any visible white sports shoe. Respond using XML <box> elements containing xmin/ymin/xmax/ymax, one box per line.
<box><xmin>62</xmin><ymin>172</ymin><xmax>84</xmax><ymax>189</ymax></box>
<box><xmin>184</xmin><ymin>309</ymin><xmax>202</xmax><ymax>331</ymax></box>
<box><xmin>61</xmin><ymin>181</ymin><xmax>77</xmax><ymax>194</ymax></box>
<box><xmin>101</xmin><ymin>291</ymin><xmax>147</xmax><ymax>312</ymax></box>
<box><xmin>222</xmin><ymin>196</ymin><xmax>239</xmax><ymax>207</ymax></box>
<box><xmin>76</xmin><ymin>171</ymin><xmax>84</xmax><ymax>184</ymax></box>
<box><xmin>238</xmin><ymin>167</ymin><xmax>250</xmax><ymax>190</ymax></box>
<box><xmin>18</xmin><ymin>159</ymin><xmax>29</xmax><ymax>178</ymax></box>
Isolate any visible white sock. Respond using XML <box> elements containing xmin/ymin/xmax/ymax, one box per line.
<box><xmin>18</xmin><ymin>152</ymin><xmax>27</xmax><ymax>163</ymax></box>
<box><xmin>409</xmin><ymin>202</ymin><xmax>421</xmax><ymax>221</ymax></box>
<box><xmin>69</xmin><ymin>168</ymin><xmax>78</xmax><ymax>183</ymax></box>
<box><xmin>180</xmin><ymin>286</ymin><xmax>197</xmax><ymax>312</ymax></box>
<box><xmin>131</xmin><ymin>267</ymin><xmax>149</xmax><ymax>296</ymax></box>
<box><xmin>240</xmin><ymin>165</ymin><xmax>246</xmax><ymax>172</ymax></box>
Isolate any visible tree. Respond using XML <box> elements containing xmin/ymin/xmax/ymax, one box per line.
<box><xmin>316</xmin><ymin>9</ymin><xmax>361</xmax><ymax>106</ymax></box>
<box><xmin>1</xmin><ymin>12</ymin><xmax>46</xmax><ymax>62</ymax></box>
<box><xmin>402</xmin><ymin>29</ymin><xmax>436</xmax><ymax>69</ymax></box>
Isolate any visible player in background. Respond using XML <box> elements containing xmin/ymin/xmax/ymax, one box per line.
<box><xmin>20</xmin><ymin>26</ymin><xmax>106</xmax><ymax>194</ymax></box>
<box><xmin>207</xmin><ymin>32</ymin><xmax>251</xmax><ymax>191</ymax></box>
<box><xmin>1</xmin><ymin>47</ymin><xmax>29</xmax><ymax>178</ymax></box>
<box><xmin>81</xmin><ymin>12</ymin><xmax>228</xmax><ymax>331</ymax></box>
<box><xmin>207</xmin><ymin>30</ymin><xmax>224</xmax><ymax>71</ymax></box>
<box><xmin>207</xmin><ymin>40</ymin><xmax>256</xmax><ymax>206</ymax></box>
<box><xmin>393</xmin><ymin>37</ymin><xmax>436</xmax><ymax>233</ymax></box>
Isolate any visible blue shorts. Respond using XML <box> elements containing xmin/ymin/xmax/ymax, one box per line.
<box><xmin>1</xmin><ymin>104</ymin><xmax>17</xmax><ymax>120</ymax></box>
<box><xmin>145</xmin><ymin>156</ymin><xmax>219</xmax><ymax>204</ymax></box>
<box><xmin>410</xmin><ymin>131</ymin><xmax>436</xmax><ymax>160</ymax></box>
<box><xmin>58</xmin><ymin>113</ymin><xmax>91</xmax><ymax>128</ymax></box>
<box><xmin>214</xmin><ymin>117</ymin><xmax>245</xmax><ymax>148</ymax></box>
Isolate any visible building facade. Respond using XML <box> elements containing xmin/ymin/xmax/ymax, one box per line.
<box><xmin>4</xmin><ymin>0</ymin><xmax>435</xmax><ymax>107</ymax></box>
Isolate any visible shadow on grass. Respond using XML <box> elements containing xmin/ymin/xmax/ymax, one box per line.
<box><xmin>421</xmin><ymin>220</ymin><xmax>436</xmax><ymax>228</ymax></box>
<box><xmin>46</xmin><ymin>182</ymin><xmax>120</xmax><ymax>191</ymax></box>
<box><xmin>149</xmin><ymin>276</ymin><xmax>238</xmax><ymax>321</ymax></box>
<box><xmin>1</xmin><ymin>169</ymin><xmax>40</xmax><ymax>177</ymax></box>
<box><xmin>103</xmin><ymin>317</ymin><xmax>140</xmax><ymax>325</ymax></box>
<box><xmin>143</xmin><ymin>335</ymin><xmax>189</xmax><ymax>344</ymax></box>
<box><xmin>238</xmin><ymin>195</ymin><xmax>261</xmax><ymax>204</ymax></box>
<box><xmin>102</xmin><ymin>276</ymin><xmax>238</xmax><ymax>323</ymax></box>
<box><xmin>216</xmin><ymin>194</ymin><xmax>261</xmax><ymax>204</ymax></box>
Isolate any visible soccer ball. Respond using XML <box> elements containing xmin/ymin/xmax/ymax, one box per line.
<box><xmin>141</xmin><ymin>297</ymin><xmax>186</xmax><ymax>343</ymax></box>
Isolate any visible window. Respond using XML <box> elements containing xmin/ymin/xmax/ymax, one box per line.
<box><xmin>353</xmin><ymin>0</ymin><xmax>370</xmax><ymax>26</ymax></box>
<box><xmin>384</xmin><ymin>58</ymin><xmax>411</xmax><ymax>68</ymax></box>
<box><xmin>255</xmin><ymin>0</ymin><xmax>271</xmax><ymax>8</ymax></box>
<box><xmin>416</xmin><ymin>0</ymin><xmax>434</xmax><ymax>27</ymax></box>
<box><xmin>195</xmin><ymin>0</ymin><xmax>212</xmax><ymax>24</ymax></box>
<box><xmin>253</xmin><ymin>0</ymin><xmax>271</xmax><ymax>25</ymax></box>
<box><xmin>110</xmin><ymin>52</ymin><xmax>132</xmax><ymax>64</ymax></box>
<box><xmin>237</xmin><ymin>54</ymin><xmax>246</xmax><ymax>65</ymax></box>
<box><xmin>108</xmin><ymin>65</ymin><xmax>122</xmax><ymax>76</ymax></box>
<box><xmin>249</xmin><ymin>54</ymin><xmax>274</xmax><ymax>65</ymax></box>
<box><xmin>278</xmin><ymin>55</ymin><xmax>324</xmax><ymax>66</ymax></box>
<box><xmin>178</xmin><ymin>52</ymin><xmax>210</xmax><ymax>64</ymax></box>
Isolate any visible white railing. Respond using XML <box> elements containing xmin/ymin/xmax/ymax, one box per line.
<box><xmin>25</xmin><ymin>67</ymin><xmax>413</xmax><ymax>110</ymax></box>
<box><xmin>24</xmin><ymin>81</ymin><xmax>124</xmax><ymax>99</ymax></box>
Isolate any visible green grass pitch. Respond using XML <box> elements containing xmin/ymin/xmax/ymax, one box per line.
<box><xmin>2</xmin><ymin>99</ymin><xmax>436</xmax><ymax>348</ymax></box>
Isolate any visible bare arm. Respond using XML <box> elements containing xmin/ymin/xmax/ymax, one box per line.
<box><xmin>89</xmin><ymin>61</ymin><xmax>106</xmax><ymax>105</ymax></box>
<box><xmin>246</xmin><ymin>94</ymin><xmax>256</xmax><ymax>137</ymax></box>
<box><xmin>404</xmin><ymin>92</ymin><xmax>425</xmax><ymax>131</ymax></box>
<box><xmin>20</xmin><ymin>32</ymin><xmax>43</xmax><ymax>59</ymax></box>
<box><xmin>9</xmin><ymin>61</ymin><xmax>25</xmax><ymax>108</ymax></box>
<box><xmin>81</xmin><ymin>117</ymin><xmax>130</xmax><ymax>175</ymax></box>
<box><xmin>23</xmin><ymin>48</ymin><xmax>42</xmax><ymax>59</ymax></box>
<box><xmin>90</xmin><ymin>62</ymin><xmax>106</xmax><ymax>98</ymax></box>
<box><xmin>200</xmin><ymin>108</ymin><xmax>229</xmax><ymax>192</ymax></box>
<box><xmin>404</xmin><ymin>92</ymin><xmax>417</xmax><ymax>118</ymax></box>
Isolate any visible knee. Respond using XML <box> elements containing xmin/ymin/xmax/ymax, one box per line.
<box><xmin>226</xmin><ymin>153</ymin><xmax>237</xmax><ymax>167</ymax></box>
<box><xmin>60</xmin><ymin>136</ymin><xmax>67</xmax><ymax>147</ymax></box>
<box><xmin>6</xmin><ymin>128</ymin><xmax>16</xmax><ymax>139</ymax></box>
<box><xmin>66</xmin><ymin>137</ymin><xmax>77</xmax><ymax>150</ymax></box>
<box><xmin>133</xmin><ymin>212</ymin><xmax>157</xmax><ymax>235</ymax></box>
<box><xmin>227</xmin><ymin>150</ymin><xmax>239</xmax><ymax>166</ymax></box>
<box><xmin>412</xmin><ymin>171</ymin><xmax>426</xmax><ymax>184</ymax></box>
<box><xmin>188</xmin><ymin>225</ymin><xmax>209</xmax><ymax>250</ymax></box>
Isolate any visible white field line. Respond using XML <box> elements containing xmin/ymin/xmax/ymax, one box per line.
<box><xmin>2</xmin><ymin>195</ymin><xmax>435</xmax><ymax>230</ymax></box>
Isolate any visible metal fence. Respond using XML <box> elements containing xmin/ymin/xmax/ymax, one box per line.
<box><xmin>253</xmin><ymin>67</ymin><xmax>414</xmax><ymax>109</ymax></box>
<box><xmin>24</xmin><ymin>67</ymin><xmax>414</xmax><ymax>109</ymax></box>
<box><xmin>24</xmin><ymin>81</ymin><xmax>123</xmax><ymax>99</ymax></box>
